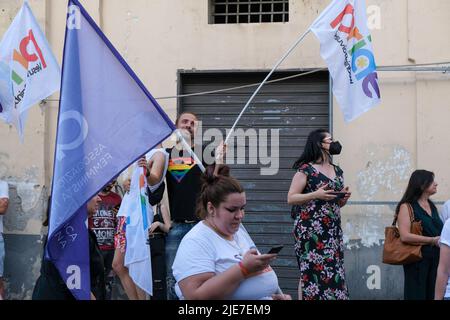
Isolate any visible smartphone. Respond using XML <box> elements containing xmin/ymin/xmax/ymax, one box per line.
<box><xmin>330</xmin><ymin>192</ymin><xmax>347</xmax><ymax>200</ymax></box>
<box><xmin>267</xmin><ymin>245</ymin><xmax>284</xmax><ymax>254</ymax></box>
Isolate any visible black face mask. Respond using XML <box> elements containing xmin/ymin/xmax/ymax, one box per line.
<box><xmin>328</xmin><ymin>141</ymin><xmax>342</xmax><ymax>155</ymax></box>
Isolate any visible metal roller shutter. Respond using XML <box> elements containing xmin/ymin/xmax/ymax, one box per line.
<box><xmin>179</xmin><ymin>70</ymin><xmax>330</xmax><ymax>299</ymax></box>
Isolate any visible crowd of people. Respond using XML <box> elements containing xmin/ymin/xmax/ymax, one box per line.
<box><xmin>0</xmin><ymin>116</ymin><xmax>449</xmax><ymax>300</ymax></box>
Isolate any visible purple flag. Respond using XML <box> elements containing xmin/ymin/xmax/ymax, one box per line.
<box><xmin>46</xmin><ymin>0</ymin><xmax>175</xmax><ymax>300</ymax></box>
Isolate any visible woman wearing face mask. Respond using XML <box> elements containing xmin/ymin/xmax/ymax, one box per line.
<box><xmin>288</xmin><ymin>129</ymin><xmax>351</xmax><ymax>300</ymax></box>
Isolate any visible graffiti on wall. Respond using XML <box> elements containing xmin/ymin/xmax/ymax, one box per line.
<box><xmin>342</xmin><ymin>145</ymin><xmax>413</xmax><ymax>249</ymax></box>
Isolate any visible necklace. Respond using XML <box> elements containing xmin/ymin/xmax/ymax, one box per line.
<box><xmin>228</xmin><ymin>238</ymin><xmax>245</xmax><ymax>257</ymax></box>
<box><xmin>204</xmin><ymin>219</ymin><xmax>232</xmax><ymax>239</ymax></box>
<box><xmin>204</xmin><ymin>219</ymin><xmax>244</xmax><ymax>256</ymax></box>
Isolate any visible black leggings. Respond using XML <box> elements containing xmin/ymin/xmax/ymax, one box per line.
<box><xmin>149</xmin><ymin>235</ymin><xmax>167</xmax><ymax>300</ymax></box>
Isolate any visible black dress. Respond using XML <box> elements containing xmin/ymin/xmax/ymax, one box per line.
<box><xmin>32</xmin><ymin>229</ymin><xmax>106</xmax><ymax>300</ymax></box>
<box><xmin>403</xmin><ymin>201</ymin><xmax>443</xmax><ymax>300</ymax></box>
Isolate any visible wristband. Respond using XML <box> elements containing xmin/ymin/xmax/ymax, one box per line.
<box><xmin>238</xmin><ymin>261</ymin><xmax>250</xmax><ymax>278</ymax></box>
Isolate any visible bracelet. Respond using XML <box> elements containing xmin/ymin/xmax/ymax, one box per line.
<box><xmin>238</xmin><ymin>261</ymin><xmax>250</xmax><ymax>278</ymax></box>
<box><xmin>430</xmin><ymin>237</ymin><xmax>436</xmax><ymax>246</ymax></box>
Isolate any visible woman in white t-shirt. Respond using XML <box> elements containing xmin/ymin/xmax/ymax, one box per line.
<box><xmin>172</xmin><ymin>165</ymin><xmax>291</xmax><ymax>300</ymax></box>
<box><xmin>435</xmin><ymin>219</ymin><xmax>450</xmax><ymax>300</ymax></box>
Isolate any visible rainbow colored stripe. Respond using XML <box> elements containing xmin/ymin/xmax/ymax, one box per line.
<box><xmin>168</xmin><ymin>157</ymin><xmax>195</xmax><ymax>183</ymax></box>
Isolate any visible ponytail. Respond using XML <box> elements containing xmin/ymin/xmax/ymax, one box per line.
<box><xmin>196</xmin><ymin>165</ymin><xmax>244</xmax><ymax>219</ymax></box>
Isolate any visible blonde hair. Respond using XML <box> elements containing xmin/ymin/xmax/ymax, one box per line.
<box><xmin>117</xmin><ymin>164</ymin><xmax>135</xmax><ymax>187</ymax></box>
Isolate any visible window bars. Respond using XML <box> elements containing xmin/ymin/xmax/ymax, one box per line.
<box><xmin>210</xmin><ymin>0</ymin><xmax>289</xmax><ymax>24</ymax></box>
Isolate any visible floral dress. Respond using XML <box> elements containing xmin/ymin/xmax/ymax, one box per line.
<box><xmin>293</xmin><ymin>163</ymin><xmax>349</xmax><ymax>300</ymax></box>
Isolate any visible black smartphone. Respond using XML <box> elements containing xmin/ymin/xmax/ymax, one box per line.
<box><xmin>267</xmin><ymin>245</ymin><xmax>284</xmax><ymax>254</ymax></box>
<box><xmin>330</xmin><ymin>192</ymin><xmax>346</xmax><ymax>200</ymax></box>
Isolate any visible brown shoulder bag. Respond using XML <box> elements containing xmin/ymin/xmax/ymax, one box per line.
<box><xmin>382</xmin><ymin>203</ymin><xmax>423</xmax><ymax>265</ymax></box>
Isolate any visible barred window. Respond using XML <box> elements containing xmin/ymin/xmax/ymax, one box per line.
<box><xmin>210</xmin><ymin>0</ymin><xmax>289</xmax><ymax>24</ymax></box>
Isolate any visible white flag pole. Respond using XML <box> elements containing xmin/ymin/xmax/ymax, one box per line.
<box><xmin>175</xmin><ymin>130</ymin><xmax>206</xmax><ymax>173</ymax></box>
<box><xmin>224</xmin><ymin>28</ymin><xmax>312</xmax><ymax>144</ymax></box>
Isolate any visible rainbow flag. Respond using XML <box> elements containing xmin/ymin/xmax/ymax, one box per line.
<box><xmin>0</xmin><ymin>1</ymin><xmax>60</xmax><ymax>140</ymax></box>
<box><xmin>310</xmin><ymin>0</ymin><xmax>381</xmax><ymax>122</ymax></box>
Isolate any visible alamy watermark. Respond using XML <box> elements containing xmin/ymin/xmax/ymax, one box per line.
<box><xmin>67</xmin><ymin>5</ymin><xmax>81</xmax><ymax>30</ymax></box>
<box><xmin>172</xmin><ymin>121</ymin><xmax>280</xmax><ymax>176</ymax></box>
<box><xmin>366</xmin><ymin>264</ymin><xmax>381</xmax><ymax>290</ymax></box>
<box><xmin>367</xmin><ymin>5</ymin><xmax>381</xmax><ymax>31</ymax></box>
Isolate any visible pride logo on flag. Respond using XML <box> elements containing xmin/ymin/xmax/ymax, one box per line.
<box><xmin>11</xmin><ymin>29</ymin><xmax>48</xmax><ymax>87</ymax></box>
<box><xmin>329</xmin><ymin>3</ymin><xmax>380</xmax><ymax>99</ymax></box>
<box><xmin>168</xmin><ymin>157</ymin><xmax>196</xmax><ymax>183</ymax></box>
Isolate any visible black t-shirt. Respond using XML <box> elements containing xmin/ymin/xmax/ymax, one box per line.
<box><xmin>165</xmin><ymin>145</ymin><xmax>208</xmax><ymax>221</ymax></box>
<box><xmin>88</xmin><ymin>229</ymin><xmax>106</xmax><ymax>300</ymax></box>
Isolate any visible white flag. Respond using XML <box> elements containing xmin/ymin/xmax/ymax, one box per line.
<box><xmin>310</xmin><ymin>0</ymin><xmax>381</xmax><ymax>122</ymax></box>
<box><xmin>0</xmin><ymin>1</ymin><xmax>61</xmax><ymax>139</ymax></box>
<box><xmin>123</xmin><ymin>165</ymin><xmax>153</xmax><ymax>296</ymax></box>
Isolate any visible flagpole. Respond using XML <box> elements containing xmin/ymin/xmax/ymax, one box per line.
<box><xmin>224</xmin><ymin>28</ymin><xmax>311</xmax><ymax>144</ymax></box>
<box><xmin>176</xmin><ymin>130</ymin><xmax>206</xmax><ymax>173</ymax></box>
